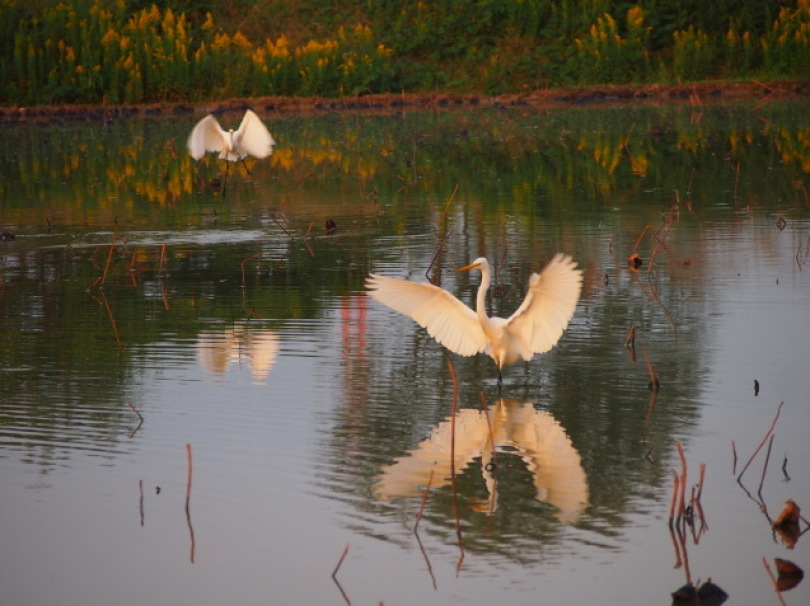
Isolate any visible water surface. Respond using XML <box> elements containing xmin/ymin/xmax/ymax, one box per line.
<box><xmin>1</xmin><ymin>100</ymin><xmax>809</xmax><ymax>605</ymax></box>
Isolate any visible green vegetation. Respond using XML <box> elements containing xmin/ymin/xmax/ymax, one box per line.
<box><xmin>0</xmin><ymin>0</ymin><xmax>808</xmax><ymax>105</ymax></box>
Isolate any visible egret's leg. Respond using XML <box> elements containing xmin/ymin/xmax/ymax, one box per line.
<box><xmin>240</xmin><ymin>158</ymin><xmax>252</xmax><ymax>175</ymax></box>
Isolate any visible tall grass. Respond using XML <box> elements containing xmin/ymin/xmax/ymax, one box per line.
<box><xmin>0</xmin><ymin>0</ymin><xmax>807</xmax><ymax>106</ymax></box>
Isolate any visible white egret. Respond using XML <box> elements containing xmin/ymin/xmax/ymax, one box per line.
<box><xmin>187</xmin><ymin>109</ymin><xmax>275</xmax><ymax>184</ymax></box>
<box><xmin>366</xmin><ymin>253</ymin><xmax>582</xmax><ymax>383</ymax></box>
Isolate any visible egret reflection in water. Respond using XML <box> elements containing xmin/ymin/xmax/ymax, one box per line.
<box><xmin>375</xmin><ymin>398</ymin><xmax>588</xmax><ymax>523</ymax></box>
<box><xmin>197</xmin><ymin>322</ymin><xmax>280</xmax><ymax>385</ymax></box>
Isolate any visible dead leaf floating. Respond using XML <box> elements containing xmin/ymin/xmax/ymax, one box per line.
<box><xmin>775</xmin><ymin>558</ymin><xmax>804</xmax><ymax>592</ymax></box>
<box><xmin>773</xmin><ymin>499</ymin><xmax>801</xmax><ymax>528</ymax></box>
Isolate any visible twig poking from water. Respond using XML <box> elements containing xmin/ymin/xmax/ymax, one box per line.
<box><xmin>762</xmin><ymin>556</ymin><xmax>788</xmax><ymax>606</ymax></box>
<box><xmin>158</xmin><ymin>243</ymin><xmax>168</xmax><ymax>278</ymax></box>
<box><xmin>241</xmin><ymin>252</ymin><xmax>261</xmax><ymax>286</ymax></box>
<box><xmin>668</xmin><ymin>469</ymin><xmax>680</xmax><ymax>527</ymax></box>
<box><xmin>99</xmin><ymin>289</ymin><xmax>123</xmax><ymax>354</ymax></box>
<box><xmin>425</xmin><ymin>186</ymin><xmax>460</xmax><ymax>283</ymax></box>
<box><xmin>642</xmin><ymin>347</ymin><xmax>659</xmax><ymax>391</ymax></box>
<box><xmin>737</xmin><ymin>401</ymin><xmax>783</xmax><ymax>482</ymax></box>
<box><xmin>414</xmin><ymin>469</ymin><xmax>434</xmax><ymax>533</ymax></box>
<box><xmin>732</xmin><ymin>440</ymin><xmax>738</xmax><ymax>475</ymax></box>
<box><xmin>331</xmin><ymin>544</ymin><xmax>351</xmax><ymax>606</ymax></box>
<box><xmin>757</xmin><ymin>433</ymin><xmax>776</xmax><ymax>499</ymax></box>
<box><xmin>696</xmin><ymin>463</ymin><xmax>706</xmax><ymax>503</ymax></box>
<box><xmin>139</xmin><ymin>479</ymin><xmax>144</xmax><ymax>527</ymax></box>
<box><xmin>185</xmin><ymin>443</ymin><xmax>195</xmax><ymax>564</ymax></box>
<box><xmin>676</xmin><ymin>442</ymin><xmax>688</xmax><ymax>521</ymax></box>
<box><xmin>782</xmin><ymin>455</ymin><xmax>791</xmax><ymax>482</ymax></box>
<box><xmin>440</xmin><ymin>184</ymin><xmax>459</xmax><ymax>224</ymax></box>
<box><xmin>413</xmin><ymin>469</ymin><xmax>437</xmax><ymax>591</ymax></box>
<box><xmin>479</xmin><ymin>392</ymin><xmax>498</xmax><ymax>522</ymax></box>
<box><xmin>126</xmin><ymin>401</ymin><xmax>144</xmax><ymax>422</ymax></box>
<box><xmin>127</xmin><ymin>401</ymin><xmax>144</xmax><ymax>437</ymax></box>
<box><xmin>101</xmin><ymin>224</ymin><xmax>118</xmax><ymax>285</ymax></box>
<box><xmin>447</xmin><ymin>361</ymin><xmax>465</xmax><ymax>576</ymax></box>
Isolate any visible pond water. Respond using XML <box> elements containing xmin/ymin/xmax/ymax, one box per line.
<box><xmin>1</xmin><ymin>100</ymin><xmax>809</xmax><ymax>605</ymax></box>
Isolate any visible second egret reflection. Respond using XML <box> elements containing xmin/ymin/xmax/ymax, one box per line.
<box><xmin>375</xmin><ymin>399</ymin><xmax>588</xmax><ymax>524</ymax></box>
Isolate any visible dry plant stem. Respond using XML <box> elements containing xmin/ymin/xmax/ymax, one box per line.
<box><xmin>479</xmin><ymin>392</ymin><xmax>498</xmax><ymax>522</ymax></box>
<box><xmin>241</xmin><ymin>252</ymin><xmax>261</xmax><ymax>286</ymax></box>
<box><xmin>677</xmin><ymin>442</ymin><xmax>688</xmax><ymax>520</ymax></box>
<box><xmin>669</xmin><ymin>469</ymin><xmax>680</xmax><ymax>526</ymax></box>
<box><xmin>100</xmin><ymin>290</ymin><xmax>123</xmax><ymax>353</ymax></box>
<box><xmin>185</xmin><ymin>443</ymin><xmax>195</xmax><ymax>564</ymax></box>
<box><xmin>332</xmin><ymin>544</ymin><xmax>350</xmax><ymax>579</ymax></box>
<box><xmin>139</xmin><ymin>479</ymin><xmax>144</xmax><ymax>527</ymax></box>
<box><xmin>331</xmin><ymin>544</ymin><xmax>351</xmax><ymax>606</ymax></box>
<box><xmin>413</xmin><ymin>470</ymin><xmax>438</xmax><ymax>591</ymax></box>
<box><xmin>158</xmin><ymin>243</ymin><xmax>168</xmax><ymax>277</ymax></box>
<box><xmin>439</xmin><ymin>184</ymin><xmax>459</xmax><ymax>225</ymax></box>
<box><xmin>414</xmin><ymin>469</ymin><xmax>434</xmax><ymax>532</ymax></box>
<box><xmin>446</xmin><ymin>361</ymin><xmax>465</xmax><ymax>575</ymax></box>
<box><xmin>272</xmin><ymin>214</ymin><xmax>297</xmax><ymax>242</ymax></box>
<box><xmin>126</xmin><ymin>401</ymin><xmax>144</xmax><ymax>422</ymax></box>
<box><xmin>642</xmin><ymin>346</ymin><xmax>657</xmax><ymax>386</ymax></box>
<box><xmin>644</xmin><ymin>392</ymin><xmax>657</xmax><ymax>425</ymax></box>
<box><xmin>757</xmin><ymin>433</ymin><xmax>776</xmax><ymax>497</ymax></box>
<box><xmin>737</xmin><ymin>401</ymin><xmax>783</xmax><ymax>481</ymax></box>
<box><xmin>101</xmin><ymin>225</ymin><xmax>118</xmax><ymax>285</ymax></box>
<box><xmin>696</xmin><ymin>463</ymin><xmax>706</xmax><ymax>503</ymax></box>
<box><xmin>732</xmin><ymin>440</ymin><xmax>738</xmax><ymax>475</ymax></box>
<box><xmin>762</xmin><ymin>556</ymin><xmax>788</xmax><ymax>606</ymax></box>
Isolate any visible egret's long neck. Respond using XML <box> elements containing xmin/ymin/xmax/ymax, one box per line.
<box><xmin>475</xmin><ymin>270</ymin><xmax>490</xmax><ymax>324</ymax></box>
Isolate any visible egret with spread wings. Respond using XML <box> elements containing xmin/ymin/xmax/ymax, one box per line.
<box><xmin>187</xmin><ymin>109</ymin><xmax>275</xmax><ymax>185</ymax></box>
<box><xmin>366</xmin><ymin>254</ymin><xmax>582</xmax><ymax>383</ymax></box>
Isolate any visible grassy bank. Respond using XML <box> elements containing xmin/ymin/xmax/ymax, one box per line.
<box><xmin>1</xmin><ymin>0</ymin><xmax>808</xmax><ymax>106</ymax></box>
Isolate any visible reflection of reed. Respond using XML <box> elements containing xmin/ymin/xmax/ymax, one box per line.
<box><xmin>375</xmin><ymin>398</ymin><xmax>588</xmax><ymax>524</ymax></box>
<box><xmin>331</xmin><ymin>544</ymin><xmax>350</xmax><ymax>606</ymax></box>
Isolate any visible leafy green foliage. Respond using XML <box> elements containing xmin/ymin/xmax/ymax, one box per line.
<box><xmin>0</xmin><ymin>0</ymin><xmax>806</xmax><ymax>105</ymax></box>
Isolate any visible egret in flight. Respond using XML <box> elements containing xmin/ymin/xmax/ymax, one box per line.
<box><xmin>187</xmin><ymin>109</ymin><xmax>275</xmax><ymax>185</ymax></box>
<box><xmin>366</xmin><ymin>254</ymin><xmax>582</xmax><ymax>383</ymax></box>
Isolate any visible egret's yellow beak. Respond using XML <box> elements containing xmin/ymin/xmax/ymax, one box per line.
<box><xmin>459</xmin><ymin>261</ymin><xmax>479</xmax><ymax>272</ymax></box>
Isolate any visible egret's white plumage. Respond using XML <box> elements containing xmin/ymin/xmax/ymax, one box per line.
<box><xmin>366</xmin><ymin>253</ymin><xmax>582</xmax><ymax>381</ymax></box>
<box><xmin>187</xmin><ymin>109</ymin><xmax>275</xmax><ymax>162</ymax></box>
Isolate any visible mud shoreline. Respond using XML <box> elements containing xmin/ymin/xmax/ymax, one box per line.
<box><xmin>1</xmin><ymin>80</ymin><xmax>807</xmax><ymax>124</ymax></box>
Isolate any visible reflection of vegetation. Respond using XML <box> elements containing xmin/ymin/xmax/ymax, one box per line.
<box><xmin>0</xmin><ymin>0</ymin><xmax>808</xmax><ymax>104</ymax></box>
<box><xmin>2</xmin><ymin>102</ymin><xmax>807</xmax><ymax>226</ymax></box>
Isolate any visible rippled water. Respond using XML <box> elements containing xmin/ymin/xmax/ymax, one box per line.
<box><xmin>1</xmin><ymin>100</ymin><xmax>809</xmax><ymax>605</ymax></box>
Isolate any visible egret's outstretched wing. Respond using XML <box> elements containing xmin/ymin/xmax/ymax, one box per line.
<box><xmin>505</xmin><ymin>253</ymin><xmax>582</xmax><ymax>357</ymax></box>
<box><xmin>366</xmin><ymin>274</ymin><xmax>487</xmax><ymax>356</ymax></box>
<box><xmin>235</xmin><ymin>110</ymin><xmax>275</xmax><ymax>159</ymax></box>
<box><xmin>187</xmin><ymin>115</ymin><xmax>226</xmax><ymax>160</ymax></box>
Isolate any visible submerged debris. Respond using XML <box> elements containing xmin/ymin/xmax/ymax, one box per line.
<box><xmin>672</xmin><ymin>580</ymin><xmax>728</xmax><ymax>605</ymax></box>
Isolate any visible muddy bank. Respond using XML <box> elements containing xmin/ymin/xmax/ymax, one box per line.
<box><xmin>1</xmin><ymin>80</ymin><xmax>807</xmax><ymax>124</ymax></box>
